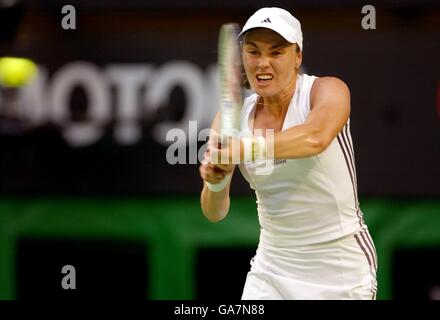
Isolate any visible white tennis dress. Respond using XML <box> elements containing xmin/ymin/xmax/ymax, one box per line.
<box><xmin>238</xmin><ymin>74</ymin><xmax>377</xmax><ymax>300</ymax></box>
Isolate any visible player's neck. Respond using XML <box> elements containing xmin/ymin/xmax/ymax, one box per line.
<box><xmin>260</xmin><ymin>76</ymin><xmax>297</xmax><ymax>118</ymax></box>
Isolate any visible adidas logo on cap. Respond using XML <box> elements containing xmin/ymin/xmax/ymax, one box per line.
<box><xmin>260</xmin><ymin>18</ymin><xmax>271</xmax><ymax>23</ymax></box>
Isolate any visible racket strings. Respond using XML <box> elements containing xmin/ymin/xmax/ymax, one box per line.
<box><xmin>218</xmin><ymin>23</ymin><xmax>243</xmax><ymax>136</ymax></box>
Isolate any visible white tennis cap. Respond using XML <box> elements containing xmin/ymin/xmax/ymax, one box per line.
<box><xmin>239</xmin><ymin>7</ymin><xmax>303</xmax><ymax>51</ymax></box>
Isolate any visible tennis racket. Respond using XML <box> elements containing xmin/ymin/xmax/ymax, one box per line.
<box><xmin>218</xmin><ymin>22</ymin><xmax>244</xmax><ymax>143</ymax></box>
<box><xmin>206</xmin><ymin>23</ymin><xmax>244</xmax><ymax>192</ymax></box>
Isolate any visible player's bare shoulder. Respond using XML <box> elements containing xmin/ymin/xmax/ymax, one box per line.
<box><xmin>310</xmin><ymin>76</ymin><xmax>350</xmax><ymax>110</ymax></box>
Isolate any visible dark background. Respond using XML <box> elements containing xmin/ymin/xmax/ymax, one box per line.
<box><xmin>0</xmin><ymin>0</ymin><xmax>439</xmax><ymax>196</ymax></box>
<box><xmin>0</xmin><ymin>0</ymin><xmax>439</xmax><ymax>301</ymax></box>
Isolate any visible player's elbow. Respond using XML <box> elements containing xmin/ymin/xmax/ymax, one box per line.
<box><xmin>202</xmin><ymin>209</ymin><xmax>228</xmax><ymax>223</ymax></box>
<box><xmin>315</xmin><ymin>137</ymin><xmax>331</xmax><ymax>154</ymax></box>
<box><xmin>306</xmin><ymin>128</ymin><xmax>329</xmax><ymax>155</ymax></box>
<box><xmin>207</xmin><ymin>214</ymin><xmax>226</xmax><ymax>223</ymax></box>
<box><xmin>201</xmin><ymin>199</ymin><xmax>229</xmax><ymax>222</ymax></box>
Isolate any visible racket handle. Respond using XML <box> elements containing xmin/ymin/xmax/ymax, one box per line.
<box><xmin>206</xmin><ymin>174</ymin><xmax>232</xmax><ymax>192</ymax></box>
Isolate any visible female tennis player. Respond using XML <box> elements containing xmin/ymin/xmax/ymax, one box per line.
<box><xmin>199</xmin><ymin>7</ymin><xmax>377</xmax><ymax>300</ymax></box>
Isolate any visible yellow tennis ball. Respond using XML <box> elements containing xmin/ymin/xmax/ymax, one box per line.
<box><xmin>0</xmin><ymin>57</ymin><xmax>37</xmax><ymax>88</ymax></box>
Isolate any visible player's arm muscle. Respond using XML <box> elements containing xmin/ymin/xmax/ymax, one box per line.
<box><xmin>273</xmin><ymin>77</ymin><xmax>350</xmax><ymax>159</ymax></box>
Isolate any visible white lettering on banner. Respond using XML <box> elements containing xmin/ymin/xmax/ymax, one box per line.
<box><xmin>106</xmin><ymin>64</ymin><xmax>153</xmax><ymax>144</ymax></box>
<box><xmin>145</xmin><ymin>61</ymin><xmax>206</xmax><ymax>148</ymax></box>
<box><xmin>204</xmin><ymin>64</ymin><xmax>220</xmax><ymax>128</ymax></box>
<box><xmin>21</xmin><ymin>67</ymin><xmax>50</xmax><ymax>125</ymax></box>
<box><xmin>50</xmin><ymin>61</ymin><xmax>111</xmax><ymax>146</ymax></box>
<box><xmin>18</xmin><ymin>61</ymin><xmax>219</xmax><ymax>147</ymax></box>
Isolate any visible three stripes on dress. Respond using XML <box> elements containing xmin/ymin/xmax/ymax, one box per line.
<box><xmin>354</xmin><ymin>226</ymin><xmax>378</xmax><ymax>299</ymax></box>
<box><xmin>336</xmin><ymin>121</ymin><xmax>365</xmax><ymax>227</ymax></box>
<box><xmin>337</xmin><ymin>122</ymin><xmax>378</xmax><ymax>298</ymax></box>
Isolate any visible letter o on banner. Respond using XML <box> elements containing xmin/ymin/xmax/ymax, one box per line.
<box><xmin>145</xmin><ymin>61</ymin><xmax>205</xmax><ymax>146</ymax></box>
<box><xmin>50</xmin><ymin>61</ymin><xmax>111</xmax><ymax>146</ymax></box>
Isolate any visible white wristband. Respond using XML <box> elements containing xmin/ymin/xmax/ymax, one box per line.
<box><xmin>206</xmin><ymin>174</ymin><xmax>232</xmax><ymax>192</ymax></box>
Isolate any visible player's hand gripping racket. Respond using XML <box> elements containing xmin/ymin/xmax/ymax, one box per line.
<box><xmin>206</xmin><ymin>23</ymin><xmax>244</xmax><ymax>192</ymax></box>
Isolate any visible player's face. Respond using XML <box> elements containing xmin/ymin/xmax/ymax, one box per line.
<box><xmin>242</xmin><ymin>29</ymin><xmax>301</xmax><ymax>98</ymax></box>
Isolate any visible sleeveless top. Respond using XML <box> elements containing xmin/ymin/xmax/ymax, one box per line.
<box><xmin>238</xmin><ymin>74</ymin><xmax>365</xmax><ymax>246</ymax></box>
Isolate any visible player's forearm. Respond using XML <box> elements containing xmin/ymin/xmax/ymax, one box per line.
<box><xmin>273</xmin><ymin>124</ymin><xmax>327</xmax><ymax>159</ymax></box>
<box><xmin>201</xmin><ymin>185</ymin><xmax>230</xmax><ymax>222</ymax></box>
